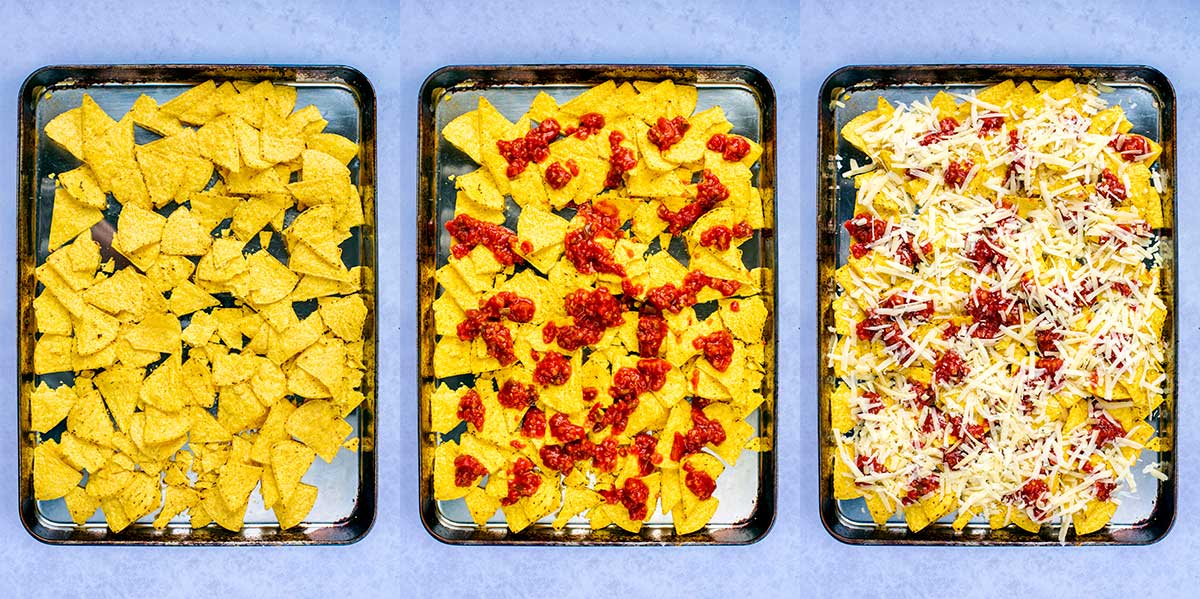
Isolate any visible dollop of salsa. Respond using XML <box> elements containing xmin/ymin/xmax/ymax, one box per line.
<box><xmin>497</xmin><ymin>379</ymin><xmax>538</xmax><ymax>409</ymax></box>
<box><xmin>445</xmin><ymin>214</ymin><xmax>523</xmax><ymax>265</ymax></box>
<box><xmin>544</xmin><ymin>287</ymin><xmax>626</xmax><ymax>351</ymax></box>
<box><xmin>658</xmin><ymin>170</ymin><xmax>730</xmax><ymax>234</ymax></box>
<box><xmin>604</xmin><ymin>131</ymin><xmax>637</xmax><ymax>189</ymax></box>
<box><xmin>706</xmin><ymin>133</ymin><xmax>750</xmax><ymax>161</ymax></box>
<box><xmin>599</xmin><ymin>477</ymin><xmax>651</xmax><ymax>521</ymax></box>
<box><xmin>647</xmin><ymin>116</ymin><xmax>690</xmax><ymax>151</ymax></box>
<box><xmin>692</xmin><ymin>330</ymin><xmax>734</xmax><ymax>372</ymax></box>
<box><xmin>1108</xmin><ymin>134</ymin><xmax>1150</xmax><ymax>161</ymax></box>
<box><xmin>563</xmin><ymin>201</ymin><xmax>627</xmax><ymax>277</ymax></box>
<box><xmin>943</xmin><ymin>159</ymin><xmax>974</xmax><ymax>189</ymax></box>
<box><xmin>1095</xmin><ymin>168</ymin><xmax>1127</xmax><ymax>203</ymax></box>
<box><xmin>456</xmin><ymin>390</ymin><xmax>485</xmax><ymax>431</ymax></box>
<box><xmin>544</xmin><ymin>161</ymin><xmax>574</xmax><ymax>189</ymax></box>
<box><xmin>636</xmin><ymin>314</ymin><xmax>668</xmax><ymax>357</ymax></box>
<box><xmin>520</xmin><ymin>406</ymin><xmax>546</xmax><ymax>438</ymax></box>
<box><xmin>671</xmin><ymin>406</ymin><xmax>726</xmax><ymax>461</ymax></box>
<box><xmin>500</xmin><ymin>457</ymin><xmax>542</xmax><ymax>506</ymax></box>
<box><xmin>643</xmin><ymin>271</ymin><xmax>742</xmax><ymax>314</ymax></box>
<box><xmin>453</xmin><ymin>454</ymin><xmax>489</xmax><ymax>487</ymax></box>
<box><xmin>533</xmin><ymin>352</ymin><xmax>572</xmax><ymax>386</ymax></box>
<box><xmin>699</xmin><ymin>221</ymin><xmax>753</xmax><ymax>251</ymax></box>
<box><xmin>920</xmin><ymin>117</ymin><xmax>960</xmax><ymax>146</ymax></box>
<box><xmin>496</xmin><ymin>118</ymin><xmax>561</xmax><ymax>178</ymax></box>
<box><xmin>682</xmin><ymin>463</ymin><xmax>716</xmax><ymax>499</ymax></box>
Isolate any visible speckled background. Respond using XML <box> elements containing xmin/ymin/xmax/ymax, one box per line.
<box><xmin>2</xmin><ymin>1</ymin><xmax>1197</xmax><ymax>597</ymax></box>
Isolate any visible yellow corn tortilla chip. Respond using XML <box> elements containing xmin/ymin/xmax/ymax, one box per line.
<box><xmin>273</xmin><ymin>482</ymin><xmax>318</xmax><ymax>530</ymax></box>
<box><xmin>271</xmin><ymin>440</ymin><xmax>316</xmax><ymax>502</ymax></box>
<box><xmin>30</xmin><ymin>381</ymin><xmax>78</xmax><ymax>433</ymax></box>
<box><xmin>286</xmin><ymin>399</ymin><xmax>352</xmax><ymax>463</ymax></box>
<box><xmin>305</xmin><ymin>133</ymin><xmax>358</xmax><ymax>165</ymax></box>
<box><xmin>49</xmin><ymin>187</ymin><xmax>103</xmax><ymax>251</ymax></box>
<box><xmin>35</xmin><ymin>441</ymin><xmax>82</xmax><ymax>500</ymax></box>
<box><xmin>64</xmin><ymin>485</ymin><xmax>100</xmax><ymax>525</ymax></box>
<box><xmin>57</xmin><ymin>165</ymin><xmax>108</xmax><ymax>209</ymax></box>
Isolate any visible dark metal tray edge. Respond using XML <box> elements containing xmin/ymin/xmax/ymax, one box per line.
<box><xmin>16</xmin><ymin>64</ymin><xmax>379</xmax><ymax>546</ymax></box>
<box><xmin>815</xmin><ymin>64</ymin><xmax>1177</xmax><ymax>546</ymax></box>
<box><xmin>416</xmin><ymin>64</ymin><xmax>777</xmax><ymax>546</ymax></box>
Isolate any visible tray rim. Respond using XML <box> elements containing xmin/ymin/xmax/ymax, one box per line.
<box><xmin>416</xmin><ymin>63</ymin><xmax>778</xmax><ymax>546</ymax></box>
<box><xmin>16</xmin><ymin>63</ymin><xmax>379</xmax><ymax>546</ymax></box>
<box><xmin>815</xmin><ymin>63</ymin><xmax>1178</xmax><ymax>546</ymax></box>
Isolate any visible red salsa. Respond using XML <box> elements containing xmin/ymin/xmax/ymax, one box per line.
<box><xmin>599</xmin><ymin>477</ymin><xmax>651</xmax><ymax>521</ymax></box>
<box><xmin>932</xmin><ymin>351</ymin><xmax>969</xmax><ymax>385</ymax></box>
<box><xmin>544</xmin><ymin>161</ymin><xmax>574</xmax><ymax>189</ymax></box>
<box><xmin>706</xmin><ymin>133</ymin><xmax>751</xmax><ymax>161</ymax></box>
<box><xmin>699</xmin><ymin>221</ymin><xmax>753</xmax><ymax>251</ymax></box>
<box><xmin>1095</xmin><ymin>168</ymin><xmax>1127</xmax><ymax>203</ymax></box>
<box><xmin>548</xmin><ymin>413</ymin><xmax>586</xmax><ymax>443</ymax></box>
<box><xmin>643</xmin><ymin>271</ymin><xmax>742</xmax><ymax>314</ymax></box>
<box><xmin>903</xmin><ymin>474</ymin><xmax>941</xmax><ymax>505</ymax></box>
<box><xmin>496</xmin><ymin>118</ymin><xmax>561</xmax><ymax>178</ymax></box>
<box><xmin>920</xmin><ymin>117</ymin><xmax>959</xmax><ymax>146</ymax></box>
<box><xmin>500</xmin><ymin>457</ymin><xmax>542</xmax><ymax>506</ymax></box>
<box><xmin>544</xmin><ymin>287</ymin><xmax>626</xmax><ymax>351</ymax></box>
<box><xmin>964</xmin><ymin>287</ymin><xmax>1020</xmax><ymax>339</ymax></box>
<box><xmin>1093</xmin><ymin>413</ymin><xmax>1126</xmax><ymax>446</ymax></box>
<box><xmin>671</xmin><ymin>406</ymin><xmax>727</xmax><ymax>461</ymax></box>
<box><xmin>563</xmin><ymin>201</ymin><xmax>627</xmax><ymax>277</ymax></box>
<box><xmin>1108</xmin><ymin>134</ymin><xmax>1150</xmax><ymax>161</ymax></box>
<box><xmin>521</xmin><ymin>406</ymin><xmax>547</xmax><ymax>438</ymax></box>
<box><xmin>943</xmin><ymin>159</ymin><xmax>974</xmax><ymax>189</ymax></box>
<box><xmin>605</xmin><ymin>131</ymin><xmax>637</xmax><ymax>189</ymax></box>
<box><xmin>658</xmin><ymin>170</ymin><xmax>730</xmax><ymax>234</ymax></box>
<box><xmin>683</xmin><ymin>463</ymin><xmax>717</xmax><ymax>499</ymax></box>
<box><xmin>456</xmin><ymin>390</ymin><xmax>485</xmax><ymax>430</ymax></box>
<box><xmin>533</xmin><ymin>352</ymin><xmax>572</xmax><ymax>386</ymax></box>
<box><xmin>964</xmin><ymin>233</ymin><xmax>1006</xmax><ymax>273</ymax></box>
<box><xmin>636</xmin><ymin>314</ymin><xmax>668</xmax><ymax>356</ymax></box>
<box><xmin>457</xmin><ymin>292</ymin><xmax>536</xmax><ymax>340</ymax></box>
<box><xmin>497</xmin><ymin>379</ymin><xmax>538</xmax><ymax>409</ymax></box>
<box><xmin>978</xmin><ymin>115</ymin><xmax>1005</xmax><ymax>137</ymax></box>
<box><xmin>453</xmin><ymin>454</ymin><xmax>489</xmax><ymax>487</ymax></box>
<box><xmin>631</xmin><ymin>432</ymin><xmax>662</xmax><ymax>476</ymax></box>
<box><xmin>647</xmin><ymin>116</ymin><xmax>690</xmax><ymax>151</ymax></box>
<box><xmin>571</xmin><ymin>112</ymin><xmax>606</xmax><ymax>139</ymax></box>
<box><xmin>445</xmin><ymin>214</ymin><xmax>523</xmax><ymax>265</ymax></box>
<box><xmin>693</xmin><ymin>330</ymin><xmax>735</xmax><ymax>372</ymax></box>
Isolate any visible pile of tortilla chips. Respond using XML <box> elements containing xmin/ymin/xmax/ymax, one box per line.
<box><xmin>30</xmin><ymin>80</ymin><xmax>369</xmax><ymax>533</ymax></box>
<box><xmin>430</xmin><ymin>80</ymin><xmax>772</xmax><ymax>534</ymax></box>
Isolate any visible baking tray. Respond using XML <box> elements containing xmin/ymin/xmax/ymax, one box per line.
<box><xmin>817</xmin><ymin>65</ymin><xmax>1177</xmax><ymax>545</ymax></box>
<box><xmin>17</xmin><ymin>64</ymin><xmax>378</xmax><ymax>545</ymax></box>
<box><xmin>417</xmin><ymin>65</ymin><xmax>777</xmax><ymax>545</ymax></box>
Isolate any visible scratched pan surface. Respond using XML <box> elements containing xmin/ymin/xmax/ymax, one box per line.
<box><xmin>417</xmin><ymin>65</ymin><xmax>777</xmax><ymax>545</ymax></box>
<box><xmin>17</xmin><ymin>65</ymin><xmax>377</xmax><ymax>545</ymax></box>
<box><xmin>816</xmin><ymin>65</ymin><xmax>1176</xmax><ymax>545</ymax></box>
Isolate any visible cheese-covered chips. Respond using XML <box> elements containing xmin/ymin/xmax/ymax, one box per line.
<box><xmin>830</xmin><ymin>80</ymin><xmax>1167</xmax><ymax>539</ymax></box>
<box><xmin>30</xmin><ymin>81</ymin><xmax>369</xmax><ymax>533</ymax></box>
<box><xmin>431</xmin><ymin>80</ymin><xmax>771</xmax><ymax>534</ymax></box>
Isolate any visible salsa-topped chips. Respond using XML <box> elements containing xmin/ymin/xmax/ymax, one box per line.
<box><xmin>431</xmin><ymin>80</ymin><xmax>771</xmax><ymax>535</ymax></box>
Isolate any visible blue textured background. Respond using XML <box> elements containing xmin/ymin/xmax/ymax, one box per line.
<box><xmin>2</xmin><ymin>1</ymin><xmax>1196</xmax><ymax>597</ymax></box>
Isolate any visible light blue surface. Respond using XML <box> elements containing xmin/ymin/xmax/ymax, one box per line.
<box><xmin>2</xmin><ymin>0</ymin><xmax>1197</xmax><ymax>597</ymax></box>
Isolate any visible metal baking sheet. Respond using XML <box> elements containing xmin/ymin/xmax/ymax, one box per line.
<box><xmin>418</xmin><ymin>65</ymin><xmax>777</xmax><ymax>545</ymax></box>
<box><xmin>817</xmin><ymin>64</ymin><xmax>1176</xmax><ymax>545</ymax></box>
<box><xmin>17</xmin><ymin>64</ymin><xmax>378</xmax><ymax>545</ymax></box>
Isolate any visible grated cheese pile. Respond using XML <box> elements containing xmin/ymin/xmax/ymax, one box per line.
<box><xmin>828</xmin><ymin>79</ymin><xmax>1168</xmax><ymax>539</ymax></box>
